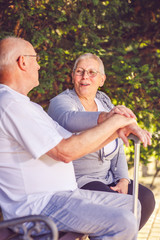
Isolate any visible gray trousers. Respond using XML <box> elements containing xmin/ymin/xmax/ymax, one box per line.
<box><xmin>41</xmin><ymin>188</ymin><xmax>141</xmax><ymax>240</ymax></box>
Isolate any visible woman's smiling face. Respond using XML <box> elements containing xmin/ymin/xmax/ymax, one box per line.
<box><xmin>72</xmin><ymin>58</ymin><xmax>106</xmax><ymax>99</ymax></box>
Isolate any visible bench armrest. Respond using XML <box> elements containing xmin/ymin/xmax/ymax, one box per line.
<box><xmin>0</xmin><ymin>214</ymin><xmax>58</xmax><ymax>240</ymax></box>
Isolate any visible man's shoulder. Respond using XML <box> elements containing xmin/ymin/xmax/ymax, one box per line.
<box><xmin>0</xmin><ymin>87</ymin><xmax>14</xmax><ymax>106</ymax></box>
<box><xmin>0</xmin><ymin>85</ymin><xmax>29</xmax><ymax>113</ymax></box>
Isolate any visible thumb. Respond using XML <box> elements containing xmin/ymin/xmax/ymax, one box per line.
<box><xmin>110</xmin><ymin>186</ymin><xmax>118</xmax><ymax>192</ymax></box>
<box><xmin>118</xmin><ymin>130</ymin><xmax>129</xmax><ymax>147</ymax></box>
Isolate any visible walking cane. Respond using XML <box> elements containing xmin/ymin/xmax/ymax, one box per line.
<box><xmin>128</xmin><ymin>134</ymin><xmax>141</xmax><ymax>218</ymax></box>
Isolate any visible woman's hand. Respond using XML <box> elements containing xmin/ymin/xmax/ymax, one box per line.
<box><xmin>98</xmin><ymin>105</ymin><xmax>136</xmax><ymax>124</ymax></box>
<box><xmin>118</xmin><ymin>124</ymin><xmax>152</xmax><ymax>147</ymax></box>
<box><xmin>110</xmin><ymin>178</ymin><xmax>129</xmax><ymax>194</ymax></box>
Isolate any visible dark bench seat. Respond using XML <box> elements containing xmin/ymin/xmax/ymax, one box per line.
<box><xmin>0</xmin><ymin>214</ymin><xmax>87</xmax><ymax>240</ymax></box>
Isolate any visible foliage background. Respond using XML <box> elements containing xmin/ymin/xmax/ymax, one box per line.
<box><xmin>0</xmin><ymin>0</ymin><xmax>159</xmax><ymax>166</ymax></box>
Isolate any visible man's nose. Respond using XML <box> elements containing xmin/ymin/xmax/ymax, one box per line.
<box><xmin>38</xmin><ymin>63</ymin><xmax>40</xmax><ymax>70</ymax></box>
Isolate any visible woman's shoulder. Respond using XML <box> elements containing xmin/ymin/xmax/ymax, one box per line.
<box><xmin>96</xmin><ymin>90</ymin><xmax>110</xmax><ymax>100</ymax></box>
<box><xmin>96</xmin><ymin>90</ymin><xmax>114</xmax><ymax>109</ymax></box>
<box><xmin>49</xmin><ymin>89</ymin><xmax>83</xmax><ymax>110</ymax></box>
<box><xmin>50</xmin><ymin>89</ymin><xmax>76</xmax><ymax>102</ymax></box>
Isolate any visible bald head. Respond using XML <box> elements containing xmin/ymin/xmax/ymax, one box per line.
<box><xmin>0</xmin><ymin>36</ymin><xmax>40</xmax><ymax>95</ymax></box>
<box><xmin>0</xmin><ymin>36</ymin><xmax>31</xmax><ymax>71</ymax></box>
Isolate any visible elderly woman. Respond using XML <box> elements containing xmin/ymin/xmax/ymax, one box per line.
<box><xmin>48</xmin><ymin>53</ymin><xmax>155</xmax><ymax>229</ymax></box>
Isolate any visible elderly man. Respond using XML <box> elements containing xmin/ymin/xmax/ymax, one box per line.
<box><xmin>0</xmin><ymin>36</ymin><xmax>151</xmax><ymax>240</ymax></box>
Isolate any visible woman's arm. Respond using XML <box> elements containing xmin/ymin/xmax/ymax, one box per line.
<box><xmin>48</xmin><ymin>91</ymin><xmax>135</xmax><ymax>133</ymax></box>
<box><xmin>48</xmin><ymin>93</ymin><xmax>100</xmax><ymax>132</ymax></box>
<box><xmin>111</xmin><ymin>139</ymin><xmax>130</xmax><ymax>182</ymax></box>
<box><xmin>110</xmin><ymin>139</ymin><xmax>130</xmax><ymax>194</ymax></box>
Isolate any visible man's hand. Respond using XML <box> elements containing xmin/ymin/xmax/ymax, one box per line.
<box><xmin>110</xmin><ymin>178</ymin><xmax>129</xmax><ymax>194</ymax></box>
<box><xmin>118</xmin><ymin>124</ymin><xmax>152</xmax><ymax>147</ymax></box>
<box><xmin>98</xmin><ymin>105</ymin><xmax>136</xmax><ymax>124</ymax></box>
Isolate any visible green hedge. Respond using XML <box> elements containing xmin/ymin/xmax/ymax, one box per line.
<box><xmin>0</xmin><ymin>0</ymin><xmax>159</xmax><ymax>165</ymax></box>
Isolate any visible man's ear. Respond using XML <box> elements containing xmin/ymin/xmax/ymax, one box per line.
<box><xmin>99</xmin><ymin>74</ymin><xmax>106</xmax><ymax>87</ymax></box>
<box><xmin>17</xmin><ymin>56</ymin><xmax>27</xmax><ymax>71</ymax></box>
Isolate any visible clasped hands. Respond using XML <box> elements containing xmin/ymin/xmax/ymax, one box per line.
<box><xmin>98</xmin><ymin>105</ymin><xmax>152</xmax><ymax>148</ymax></box>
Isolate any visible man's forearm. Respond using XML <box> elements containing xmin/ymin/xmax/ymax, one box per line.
<box><xmin>47</xmin><ymin>114</ymin><xmax>136</xmax><ymax>163</ymax></box>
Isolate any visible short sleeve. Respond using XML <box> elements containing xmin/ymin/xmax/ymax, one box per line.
<box><xmin>1</xmin><ymin>100</ymin><xmax>72</xmax><ymax>158</ymax></box>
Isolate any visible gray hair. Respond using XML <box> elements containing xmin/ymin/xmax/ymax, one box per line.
<box><xmin>0</xmin><ymin>36</ymin><xmax>29</xmax><ymax>71</ymax></box>
<box><xmin>73</xmin><ymin>53</ymin><xmax>105</xmax><ymax>75</ymax></box>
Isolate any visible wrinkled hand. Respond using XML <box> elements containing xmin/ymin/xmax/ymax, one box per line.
<box><xmin>118</xmin><ymin>123</ymin><xmax>152</xmax><ymax>147</ymax></box>
<box><xmin>110</xmin><ymin>178</ymin><xmax>129</xmax><ymax>194</ymax></box>
<box><xmin>98</xmin><ymin>105</ymin><xmax>136</xmax><ymax>124</ymax></box>
<box><xmin>108</xmin><ymin>105</ymin><xmax>136</xmax><ymax>119</ymax></box>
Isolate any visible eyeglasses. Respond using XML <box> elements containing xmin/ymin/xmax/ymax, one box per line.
<box><xmin>74</xmin><ymin>67</ymin><xmax>100</xmax><ymax>78</ymax></box>
<box><xmin>23</xmin><ymin>54</ymin><xmax>40</xmax><ymax>62</ymax></box>
<box><xmin>17</xmin><ymin>54</ymin><xmax>40</xmax><ymax>62</ymax></box>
